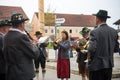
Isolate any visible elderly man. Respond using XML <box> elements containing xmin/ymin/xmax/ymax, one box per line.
<box><xmin>34</xmin><ymin>31</ymin><xmax>48</xmax><ymax>79</ymax></box>
<box><xmin>3</xmin><ymin>13</ymin><xmax>39</xmax><ymax>80</ymax></box>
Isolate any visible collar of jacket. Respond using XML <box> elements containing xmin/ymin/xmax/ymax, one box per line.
<box><xmin>98</xmin><ymin>23</ymin><xmax>107</xmax><ymax>28</ymax></box>
<box><xmin>9</xmin><ymin>28</ymin><xmax>24</xmax><ymax>34</ymax></box>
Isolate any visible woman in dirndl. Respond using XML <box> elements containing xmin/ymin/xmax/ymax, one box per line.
<box><xmin>53</xmin><ymin>31</ymin><xmax>71</xmax><ymax>80</ymax></box>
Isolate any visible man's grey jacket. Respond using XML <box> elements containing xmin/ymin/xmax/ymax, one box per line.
<box><xmin>3</xmin><ymin>30</ymin><xmax>39</xmax><ymax>80</ymax></box>
<box><xmin>88</xmin><ymin>24</ymin><xmax>119</xmax><ymax>71</ymax></box>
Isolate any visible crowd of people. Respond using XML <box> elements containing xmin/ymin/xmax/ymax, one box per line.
<box><xmin>0</xmin><ymin>9</ymin><xmax>119</xmax><ymax>80</ymax></box>
<box><xmin>53</xmin><ymin>10</ymin><xmax>119</xmax><ymax>80</ymax></box>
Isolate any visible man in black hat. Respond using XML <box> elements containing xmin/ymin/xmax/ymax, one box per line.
<box><xmin>3</xmin><ymin>13</ymin><xmax>39</xmax><ymax>80</ymax></box>
<box><xmin>0</xmin><ymin>19</ymin><xmax>11</xmax><ymax>80</ymax></box>
<box><xmin>88</xmin><ymin>10</ymin><xmax>119</xmax><ymax>80</ymax></box>
<box><xmin>34</xmin><ymin>31</ymin><xmax>48</xmax><ymax>79</ymax></box>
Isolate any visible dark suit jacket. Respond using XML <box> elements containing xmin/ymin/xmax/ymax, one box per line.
<box><xmin>0</xmin><ymin>33</ymin><xmax>6</xmax><ymax>74</ymax></box>
<box><xmin>88</xmin><ymin>24</ymin><xmax>119</xmax><ymax>71</ymax></box>
<box><xmin>3</xmin><ymin>30</ymin><xmax>39</xmax><ymax>80</ymax></box>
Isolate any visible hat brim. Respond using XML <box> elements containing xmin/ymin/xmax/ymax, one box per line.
<box><xmin>79</xmin><ymin>29</ymin><xmax>91</xmax><ymax>35</ymax></box>
<box><xmin>0</xmin><ymin>23</ymin><xmax>12</xmax><ymax>27</ymax></box>
<box><xmin>10</xmin><ymin>18</ymin><xmax>29</xmax><ymax>23</ymax></box>
<box><xmin>93</xmin><ymin>14</ymin><xmax>111</xmax><ymax>18</ymax></box>
<box><xmin>34</xmin><ymin>33</ymin><xmax>42</xmax><ymax>35</ymax></box>
<box><xmin>80</xmin><ymin>31</ymin><xmax>84</xmax><ymax>35</ymax></box>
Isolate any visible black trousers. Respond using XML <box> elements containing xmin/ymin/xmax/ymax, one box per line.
<box><xmin>34</xmin><ymin>55</ymin><xmax>46</xmax><ymax>69</ymax></box>
<box><xmin>89</xmin><ymin>68</ymin><xmax>112</xmax><ymax>80</ymax></box>
<box><xmin>0</xmin><ymin>73</ymin><xmax>6</xmax><ymax>80</ymax></box>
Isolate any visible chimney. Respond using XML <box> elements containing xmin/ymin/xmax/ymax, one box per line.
<box><xmin>38</xmin><ymin>0</ymin><xmax>45</xmax><ymax>34</ymax></box>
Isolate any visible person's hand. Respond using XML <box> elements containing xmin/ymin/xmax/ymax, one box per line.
<box><xmin>54</xmin><ymin>38</ymin><xmax>61</xmax><ymax>44</ymax></box>
<box><xmin>32</xmin><ymin>39</ymin><xmax>38</xmax><ymax>45</ymax></box>
<box><xmin>75</xmin><ymin>45</ymin><xmax>80</xmax><ymax>49</ymax></box>
<box><xmin>72</xmin><ymin>44</ymin><xmax>79</xmax><ymax>49</ymax></box>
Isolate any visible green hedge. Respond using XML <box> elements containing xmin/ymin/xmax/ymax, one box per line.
<box><xmin>46</xmin><ymin>42</ymin><xmax>54</xmax><ymax>49</ymax></box>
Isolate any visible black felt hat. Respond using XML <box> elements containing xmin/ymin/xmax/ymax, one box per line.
<box><xmin>10</xmin><ymin>13</ymin><xmax>29</xmax><ymax>24</ymax></box>
<box><xmin>35</xmin><ymin>31</ymin><xmax>42</xmax><ymax>35</ymax></box>
<box><xmin>93</xmin><ymin>10</ymin><xmax>111</xmax><ymax>18</ymax></box>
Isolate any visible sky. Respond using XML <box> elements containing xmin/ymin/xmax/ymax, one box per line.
<box><xmin>0</xmin><ymin>0</ymin><xmax>120</xmax><ymax>28</ymax></box>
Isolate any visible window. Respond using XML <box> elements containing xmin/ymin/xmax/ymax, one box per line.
<box><xmin>51</xmin><ymin>29</ymin><xmax>54</xmax><ymax>33</ymax></box>
<box><xmin>69</xmin><ymin>29</ymin><xmax>72</xmax><ymax>33</ymax></box>
<box><xmin>57</xmin><ymin>29</ymin><xmax>59</xmax><ymax>33</ymax></box>
<box><xmin>76</xmin><ymin>29</ymin><xmax>78</xmax><ymax>34</ymax></box>
<box><xmin>45</xmin><ymin>29</ymin><xmax>48</xmax><ymax>33</ymax></box>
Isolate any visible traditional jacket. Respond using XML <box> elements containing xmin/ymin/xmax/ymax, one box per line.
<box><xmin>3</xmin><ymin>29</ymin><xmax>39</xmax><ymax>80</ymax></box>
<box><xmin>88</xmin><ymin>24</ymin><xmax>119</xmax><ymax>71</ymax></box>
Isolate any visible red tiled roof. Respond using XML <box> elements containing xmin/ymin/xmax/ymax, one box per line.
<box><xmin>35</xmin><ymin>12</ymin><xmax>96</xmax><ymax>27</ymax></box>
<box><xmin>0</xmin><ymin>6</ymin><xmax>28</xmax><ymax>19</ymax></box>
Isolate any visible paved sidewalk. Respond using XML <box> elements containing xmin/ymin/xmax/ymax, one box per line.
<box><xmin>34</xmin><ymin>68</ymin><xmax>82</xmax><ymax>80</ymax></box>
<box><xmin>46</xmin><ymin>49</ymin><xmax>120</xmax><ymax>78</ymax></box>
<box><xmin>33</xmin><ymin>68</ymin><xmax>120</xmax><ymax>80</ymax></box>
